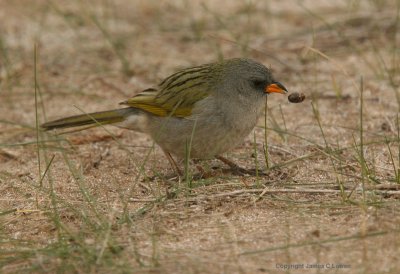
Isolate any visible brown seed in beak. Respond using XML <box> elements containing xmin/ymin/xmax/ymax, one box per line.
<box><xmin>288</xmin><ymin>92</ymin><xmax>306</xmax><ymax>103</ymax></box>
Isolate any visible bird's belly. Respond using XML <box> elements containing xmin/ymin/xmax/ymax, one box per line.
<box><xmin>149</xmin><ymin>114</ymin><xmax>258</xmax><ymax>159</ymax></box>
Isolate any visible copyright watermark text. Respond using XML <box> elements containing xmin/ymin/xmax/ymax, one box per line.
<box><xmin>276</xmin><ymin>263</ymin><xmax>351</xmax><ymax>270</ymax></box>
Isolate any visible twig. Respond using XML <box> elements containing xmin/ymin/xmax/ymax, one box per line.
<box><xmin>129</xmin><ymin>188</ymin><xmax>400</xmax><ymax>203</ymax></box>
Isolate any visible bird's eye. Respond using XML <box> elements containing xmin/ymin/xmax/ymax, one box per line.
<box><xmin>252</xmin><ymin>79</ymin><xmax>265</xmax><ymax>90</ymax></box>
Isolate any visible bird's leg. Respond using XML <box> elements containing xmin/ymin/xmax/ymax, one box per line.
<box><xmin>162</xmin><ymin>149</ymin><xmax>182</xmax><ymax>176</ymax></box>
<box><xmin>191</xmin><ymin>159</ymin><xmax>214</xmax><ymax>178</ymax></box>
<box><xmin>216</xmin><ymin>155</ymin><xmax>242</xmax><ymax>170</ymax></box>
<box><xmin>216</xmin><ymin>155</ymin><xmax>265</xmax><ymax>176</ymax></box>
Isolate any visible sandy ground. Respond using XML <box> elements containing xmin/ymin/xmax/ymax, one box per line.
<box><xmin>1</xmin><ymin>0</ymin><xmax>400</xmax><ymax>273</ymax></box>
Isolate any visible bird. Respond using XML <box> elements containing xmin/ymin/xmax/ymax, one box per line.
<box><xmin>41</xmin><ymin>58</ymin><xmax>287</xmax><ymax>175</ymax></box>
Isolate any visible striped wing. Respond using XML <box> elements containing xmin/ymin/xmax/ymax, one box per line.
<box><xmin>121</xmin><ymin>64</ymin><xmax>215</xmax><ymax>118</ymax></box>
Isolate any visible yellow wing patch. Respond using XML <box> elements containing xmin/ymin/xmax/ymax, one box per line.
<box><xmin>124</xmin><ymin>101</ymin><xmax>192</xmax><ymax>117</ymax></box>
<box><xmin>120</xmin><ymin>90</ymin><xmax>194</xmax><ymax>118</ymax></box>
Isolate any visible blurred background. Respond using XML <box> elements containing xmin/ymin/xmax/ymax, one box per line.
<box><xmin>1</xmin><ymin>1</ymin><xmax>399</xmax><ymax>273</ymax></box>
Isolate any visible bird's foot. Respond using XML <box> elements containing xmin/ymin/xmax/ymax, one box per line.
<box><xmin>216</xmin><ymin>155</ymin><xmax>266</xmax><ymax>176</ymax></box>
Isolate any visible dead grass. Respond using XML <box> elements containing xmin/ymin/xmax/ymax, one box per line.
<box><xmin>1</xmin><ymin>0</ymin><xmax>400</xmax><ymax>273</ymax></box>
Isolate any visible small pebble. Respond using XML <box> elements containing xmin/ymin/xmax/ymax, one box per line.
<box><xmin>288</xmin><ymin>92</ymin><xmax>305</xmax><ymax>103</ymax></box>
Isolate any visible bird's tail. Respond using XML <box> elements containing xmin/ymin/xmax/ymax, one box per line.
<box><xmin>41</xmin><ymin>107</ymin><xmax>136</xmax><ymax>131</ymax></box>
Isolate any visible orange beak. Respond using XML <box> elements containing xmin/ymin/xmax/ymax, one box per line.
<box><xmin>265</xmin><ymin>82</ymin><xmax>288</xmax><ymax>94</ymax></box>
